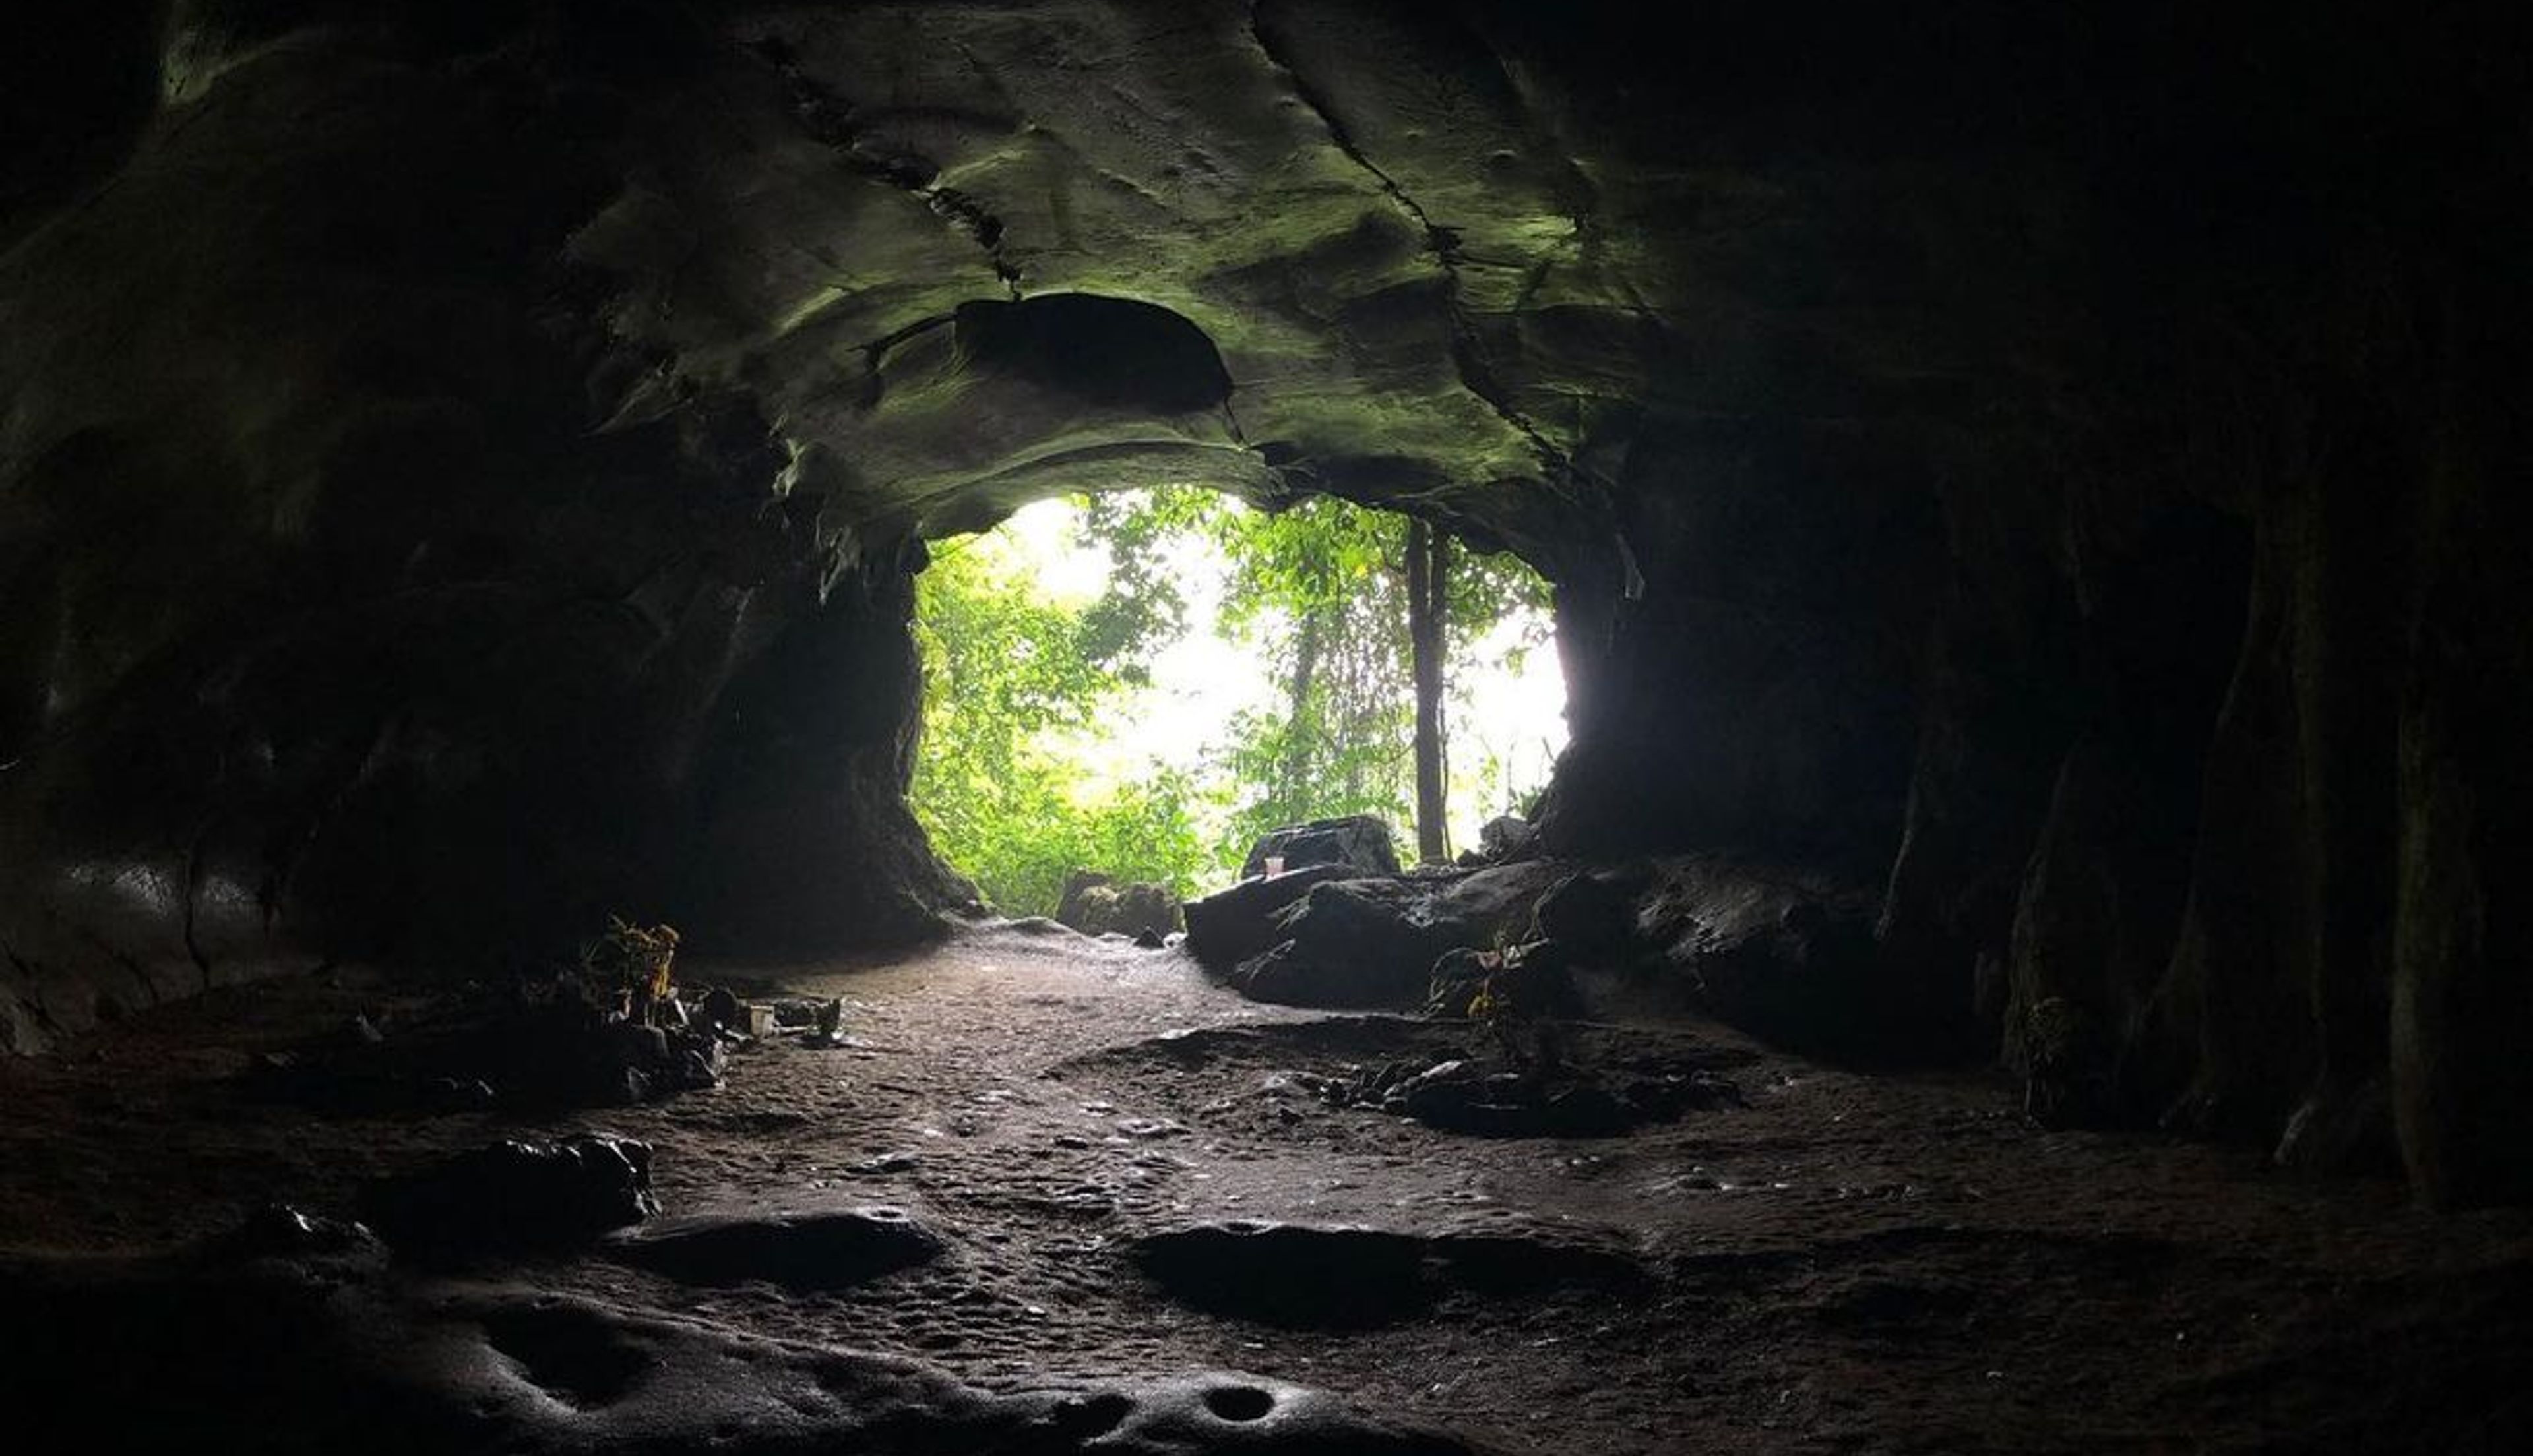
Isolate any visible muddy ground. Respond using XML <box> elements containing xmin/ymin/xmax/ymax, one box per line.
<box><xmin>5</xmin><ymin>923</ymin><xmax>2530</xmax><ymax>1453</ymax></box>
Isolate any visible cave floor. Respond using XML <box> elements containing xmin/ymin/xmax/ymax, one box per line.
<box><xmin>5</xmin><ymin>923</ymin><xmax>2531</xmax><ymax>1454</ymax></box>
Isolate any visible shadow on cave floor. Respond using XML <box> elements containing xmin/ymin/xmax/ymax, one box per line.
<box><xmin>5</xmin><ymin>922</ymin><xmax>2533</xmax><ymax>1453</ymax></box>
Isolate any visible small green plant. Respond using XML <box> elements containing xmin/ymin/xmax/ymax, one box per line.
<box><xmin>577</xmin><ymin>915</ymin><xmax>681</xmax><ymax>1023</ymax></box>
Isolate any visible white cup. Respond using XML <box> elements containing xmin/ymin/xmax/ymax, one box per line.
<box><xmin>1263</xmin><ymin>855</ymin><xmax>1286</xmax><ymax>876</ymax></box>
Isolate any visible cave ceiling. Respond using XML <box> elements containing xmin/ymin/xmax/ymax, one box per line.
<box><xmin>32</xmin><ymin>0</ymin><xmax>2076</xmax><ymax>562</ymax></box>
<box><xmin>580</xmin><ymin>0</ymin><xmax>1631</xmax><ymax>545</ymax></box>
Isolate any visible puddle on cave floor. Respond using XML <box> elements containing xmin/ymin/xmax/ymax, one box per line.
<box><xmin>5</xmin><ymin>921</ymin><xmax>2532</xmax><ymax>1453</ymax></box>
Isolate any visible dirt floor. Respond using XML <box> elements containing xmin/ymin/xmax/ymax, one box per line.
<box><xmin>5</xmin><ymin>923</ymin><xmax>2532</xmax><ymax>1454</ymax></box>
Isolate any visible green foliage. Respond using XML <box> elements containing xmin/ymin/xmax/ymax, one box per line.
<box><xmin>908</xmin><ymin>538</ymin><xmax>1212</xmax><ymax>916</ymax></box>
<box><xmin>1074</xmin><ymin>487</ymin><xmax>1208</xmax><ymax>684</ymax></box>
<box><xmin>909</xmin><ymin>487</ymin><xmax>1559</xmax><ymax>911</ymax></box>
<box><xmin>1199</xmin><ymin>494</ymin><xmax>1416</xmax><ymax>869</ymax></box>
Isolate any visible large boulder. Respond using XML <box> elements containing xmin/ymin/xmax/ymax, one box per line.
<box><xmin>1229</xmin><ymin>882</ymin><xmax>1443</xmax><ymax>1008</ymax></box>
<box><xmin>1238</xmin><ymin>816</ymin><xmax>1401</xmax><ymax>881</ymax></box>
<box><xmin>1181</xmin><ymin>864</ymin><xmax>1354</xmax><ymax>970</ymax></box>
<box><xmin>1633</xmin><ymin>857</ymin><xmax>1884</xmax><ymax>1056</ymax></box>
<box><xmin>1055</xmin><ymin>870</ymin><xmax>1114</xmax><ymax>928</ymax></box>
<box><xmin>1220</xmin><ymin>862</ymin><xmax>1567</xmax><ymax>1009</ymax></box>
<box><xmin>1532</xmin><ymin>865</ymin><xmax>1652</xmax><ymax>960</ymax></box>
<box><xmin>1057</xmin><ymin>872</ymin><xmax>1181</xmax><ymax>938</ymax></box>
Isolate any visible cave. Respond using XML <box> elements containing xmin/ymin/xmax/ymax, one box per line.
<box><xmin>3</xmin><ymin>2</ymin><xmax>2530</xmax><ymax>1451</ymax></box>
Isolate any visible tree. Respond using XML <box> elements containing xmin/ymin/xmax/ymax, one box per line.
<box><xmin>910</xmin><ymin>487</ymin><xmax>1559</xmax><ymax>908</ymax></box>
<box><xmin>907</xmin><ymin>534</ymin><xmax>1210</xmax><ymax>915</ymax></box>
<box><xmin>1201</xmin><ymin>493</ymin><xmax>1414</xmax><ymax>868</ymax></box>
<box><xmin>1075</xmin><ymin>486</ymin><xmax>1557</xmax><ymax>871</ymax></box>
<box><xmin>1406</xmin><ymin>517</ymin><xmax>1449</xmax><ymax>863</ymax></box>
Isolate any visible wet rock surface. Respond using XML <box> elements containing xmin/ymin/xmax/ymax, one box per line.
<box><xmin>7</xmin><ymin>927</ymin><xmax>2533</xmax><ymax>1453</ymax></box>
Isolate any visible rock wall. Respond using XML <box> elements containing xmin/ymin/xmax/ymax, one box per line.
<box><xmin>1503</xmin><ymin>5</ymin><xmax>2533</xmax><ymax>1205</ymax></box>
<box><xmin>0</xmin><ymin>7</ymin><xmax>964</xmax><ymax>1050</ymax></box>
<box><xmin>2</xmin><ymin>2</ymin><xmax>2526</xmax><ymax>1203</ymax></box>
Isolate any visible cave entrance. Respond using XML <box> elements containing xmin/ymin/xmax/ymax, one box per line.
<box><xmin>908</xmin><ymin>487</ymin><xmax>1565</xmax><ymax>920</ymax></box>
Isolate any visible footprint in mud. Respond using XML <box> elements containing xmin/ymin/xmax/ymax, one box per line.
<box><xmin>478</xmin><ymin>1302</ymin><xmax>655</xmax><ymax>1410</ymax></box>
<box><xmin>604</xmin><ymin>1204</ymin><xmax>943</xmax><ymax>1292</ymax></box>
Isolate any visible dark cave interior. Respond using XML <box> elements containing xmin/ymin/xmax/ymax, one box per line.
<box><xmin>2</xmin><ymin>3</ymin><xmax>2530</xmax><ymax>1452</ymax></box>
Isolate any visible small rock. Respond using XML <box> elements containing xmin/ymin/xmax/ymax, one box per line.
<box><xmin>610</xmin><ymin>1021</ymin><xmax>670</xmax><ymax>1066</ymax></box>
<box><xmin>209</xmin><ymin>1205</ymin><xmax>385</xmax><ymax>1266</ymax></box>
<box><xmin>1478</xmin><ymin>814</ymin><xmax>1536</xmax><ymax>859</ymax></box>
<box><xmin>1393</xmin><ymin>1059</ymin><xmax>1472</xmax><ymax>1103</ymax></box>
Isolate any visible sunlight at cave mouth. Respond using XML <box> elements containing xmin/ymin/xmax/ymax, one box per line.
<box><xmin>910</xmin><ymin>489</ymin><xmax>1567</xmax><ymax>917</ymax></box>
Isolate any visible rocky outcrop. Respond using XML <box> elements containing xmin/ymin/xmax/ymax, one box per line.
<box><xmin>1057</xmin><ymin>872</ymin><xmax>1181</xmax><ymax>939</ymax></box>
<box><xmin>1631</xmin><ymin>859</ymin><xmax>1886</xmax><ymax>1060</ymax></box>
<box><xmin>1181</xmin><ymin>864</ymin><xmax>1356</xmax><ymax>971</ymax></box>
<box><xmin>1237</xmin><ymin>816</ymin><xmax>1402</xmax><ymax>881</ymax></box>
<box><xmin>1206</xmin><ymin>862</ymin><xmax>1565</xmax><ymax>1009</ymax></box>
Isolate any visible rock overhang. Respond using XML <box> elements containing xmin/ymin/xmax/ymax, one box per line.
<box><xmin>7</xmin><ymin>0</ymin><xmax>2531</xmax><ymax>1212</ymax></box>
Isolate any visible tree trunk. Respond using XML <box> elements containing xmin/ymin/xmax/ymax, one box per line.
<box><xmin>1280</xmin><ymin>607</ymin><xmax>1323</xmax><ymax>808</ymax></box>
<box><xmin>1408</xmin><ymin>518</ymin><xmax>1449</xmax><ymax>863</ymax></box>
